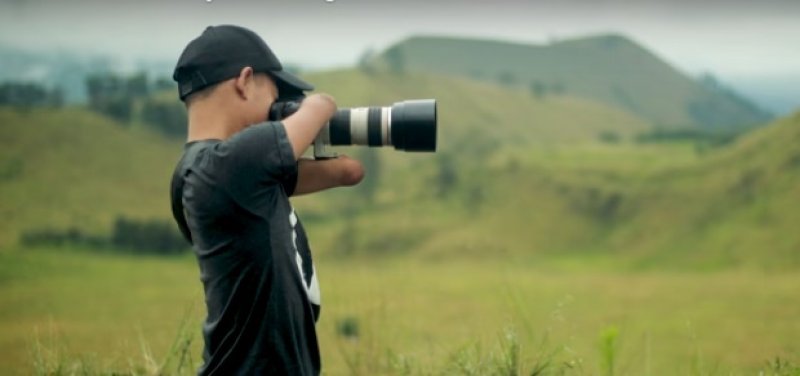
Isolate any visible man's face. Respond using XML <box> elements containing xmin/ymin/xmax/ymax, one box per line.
<box><xmin>244</xmin><ymin>73</ymin><xmax>278</xmax><ymax>125</ymax></box>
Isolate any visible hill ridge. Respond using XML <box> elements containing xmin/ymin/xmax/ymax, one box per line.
<box><xmin>2</xmin><ymin>71</ymin><xmax>797</xmax><ymax>269</ymax></box>
<box><xmin>374</xmin><ymin>33</ymin><xmax>772</xmax><ymax>130</ymax></box>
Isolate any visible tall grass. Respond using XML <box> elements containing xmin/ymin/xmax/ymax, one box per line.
<box><xmin>29</xmin><ymin>320</ymin><xmax>800</xmax><ymax>375</ymax></box>
<box><xmin>598</xmin><ymin>325</ymin><xmax>619</xmax><ymax>376</ymax></box>
<box><xmin>30</xmin><ymin>308</ymin><xmax>198</xmax><ymax>376</ymax></box>
<box><xmin>12</xmin><ymin>250</ymin><xmax>800</xmax><ymax>375</ymax></box>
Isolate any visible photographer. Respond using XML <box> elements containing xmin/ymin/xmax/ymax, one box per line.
<box><xmin>170</xmin><ymin>25</ymin><xmax>364</xmax><ymax>375</ymax></box>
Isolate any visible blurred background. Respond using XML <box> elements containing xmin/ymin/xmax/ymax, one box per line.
<box><xmin>1</xmin><ymin>0</ymin><xmax>798</xmax><ymax>374</ymax></box>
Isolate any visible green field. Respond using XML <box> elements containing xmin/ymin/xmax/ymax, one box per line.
<box><xmin>1</xmin><ymin>249</ymin><xmax>798</xmax><ymax>375</ymax></box>
<box><xmin>1</xmin><ymin>66</ymin><xmax>799</xmax><ymax>374</ymax></box>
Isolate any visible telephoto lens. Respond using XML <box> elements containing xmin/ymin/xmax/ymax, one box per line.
<box><xmin>269</xmin><ymin>99</ymin><xmax>437</xmax><ymax>154</ymax></box>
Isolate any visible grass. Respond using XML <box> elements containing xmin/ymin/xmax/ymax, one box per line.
<box><xmin>2</xmin><ymin>78</ymin><xmax>798</xmax><ymax>269</ymax></box>
<box><xmin>0</xmin><ymin>107</ymin><xmax>182</xmax><ymax>248</ymax></box>
<box><xmin>2</xmin><ymin>248</ymin><xmax>798</xmax><ymax>375</ymax></box>
<box><xmin>1</xmin><ymin>73</ymin><xmax>798</xmax><ymax>375</ymax></box>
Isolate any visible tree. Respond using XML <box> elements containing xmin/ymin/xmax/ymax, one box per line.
<box><xmin>85</xmin><ymin>73</ymin><xmax>134</xmax><ymax>124</ymax></box>
<box><xmin>153</xmin><ymin>77</ymin><xmax>175</xmax><ymax>92</ymax></box>
<box><xmin>497</xmin><ymin>71</ymin><xmax>516</xmax><ymax>87</ymax></box>
<box><xmin>141</xmin><ymin>98</ymin><xmax>188</xmax><ymax>138</ymax></box>
<box><xmin>529</xmin><ymin>80</ymin><xmax>547</xmax><ymax>98</ymax></box>
<box><xmin>48</xmin><ymin>87</ymin><xmax>64</xmax><ymax>108</ymax></box>
<box><xmin>354</xmin><ymin>148</ymin><xmax>381</xmax><ymax>204</ymax></box>
<box><xmin>464</xmin><ymin>185</ymin><xmax>485</xmax><ymax>213</ymax></box>
<box><xmin>0</xmin><ymin>82</ymin><xmax>57</xmax><ymax>108</ymax></box>
<box><xmin>125</xmin><ymin>72</ymin><xmax>150</xmax><ymax>98</ymax></box>
<box><xmin>598</xmin><ymin>131</ymin><xmax>621</xmax><ymax>144</ymax></box>
<box><xmin>434</xmin><ymin>153</ymin><xmax>458</xmax><ymax>198</ymax></box>
<box><xmin>357</xmin><ymin>47</ymin><xmax>377</xmax><ymax>75</ymax></box>
<box><xmin>384</xmin><ymin>46</ymin><xmax>405</xmax><ymax>75</ymax></box>
<box><xmin>112</xmin><ymin>216</ymin><xmax>187</xmax><ymax>254</ymax></box>
<box><xmin>86</xmin><ymin>73</ymin><xmax>123</xmax><ymax>103</ymax></box>
<box><xmin>101</xmin><ymin>97</ymin><xmax>133</xmax><ymax>124</ymax></box>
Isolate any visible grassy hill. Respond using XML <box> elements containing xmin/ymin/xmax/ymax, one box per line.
<box><xmin>294</xmin><ymin>71</ymin><xmax>799</xmax><ymax>270</ymax></box>
<box><xmin>303</xmin><ymin>110</ymin><xmax>800</xmax><ymax>270</ymax></box>
<box><xmin>291</xmin><ymin>70</ymin><xmax>797</xmax><ymax>270</ymax></box>
<box><xmin>1</xmin><ymin>69</ymin><xmax>797</xmax><ymax>270</ymax></box>
<box><xmin>0</xmin><ymin>70</ymin><xmax>649</xmax><ymax>248</ymax></box>
<box><xmin>492</xmin><ymin>111</ymin><xmax>800</xmax><ymax>269</ymax></box>
<box><xmin>0</xmin><ymin>107</ymin><xmax>183</xmax><ymax>247</ymax></box>
<box><xmin>624</xmin><ymin>110</ymin><xmax>800</xmax><ymax>268</ymax></box>
<box><xmin>370</xmin><ymin>34</ymin><xmax>772</xmax><ymax>130</ymax></box>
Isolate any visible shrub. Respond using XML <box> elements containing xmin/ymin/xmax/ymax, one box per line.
<box><xmin>20</xmin><ymin>227</ymin><xmax>105</xmax><ymax>248</ymax></box>
<box><xmin>20</xmin><ymin>216</ymin><xmax>188</xmax><ymax>255</ymax></box>
<box><xmin>598</xmin><ymin>131</ymin><xmax>621</xmax><ymax>144</ymax></box>
<box><xmin>0</xmin><ymin>82</ymin><xmax>63</xmax><ymax>108</ymax></box>
<box><xmin>141</xmin><ymin>98</ymin><xmax>187</xmax><ymax>139</ymax></box>
<box><xmin>111</xmin><ymin>216</ymin><xmax>188</xmax><ymax>255</ymax></box>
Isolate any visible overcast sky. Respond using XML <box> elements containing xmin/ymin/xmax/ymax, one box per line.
<box><xmin>1</xmin><ymin>0</ymin><xmax>799</xmax><ymax>80</ymax></box>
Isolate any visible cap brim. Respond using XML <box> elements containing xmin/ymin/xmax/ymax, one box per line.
<box><xmin>270</xmin><ymin>70</ymin><xmax>314</xmax><ymax>94</ymax></box>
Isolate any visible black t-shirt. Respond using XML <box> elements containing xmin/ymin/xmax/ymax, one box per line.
<box><xmin>170</xmin><ymin>121</ymin><xmax>321</xmax><ymax>375</ymax></box>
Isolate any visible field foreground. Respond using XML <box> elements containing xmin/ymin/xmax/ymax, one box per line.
<box><xmin>0</xmin><ymin>248</ymin><xmax>798</xmax><ymax>375</ymax></box>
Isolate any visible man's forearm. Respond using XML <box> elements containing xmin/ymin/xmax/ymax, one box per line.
<box><xmin>291</xmin><ymin>156</ymin><xmax>365</xmax><ymax>196</ymax></box>
<box><xmin>282</xmin><ymin>94</ymin><xmax>337</xmax><ymax>160</ymax></box>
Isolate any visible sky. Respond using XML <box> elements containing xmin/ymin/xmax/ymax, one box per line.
<box><xmin>0</xmin><ymin>0</ymin><xmax>799</xmax><ymax>83</ymax></box>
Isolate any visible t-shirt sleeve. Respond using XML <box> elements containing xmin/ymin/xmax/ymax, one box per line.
<box><xmin>281</xmin><ymin>170</ymin><xmax>299</xmax><ymax>197</ymax></box>
<box><xmin>217</xmin><ymin>121</ymin><xmax>298</xmax><ymax>187</ymax></box>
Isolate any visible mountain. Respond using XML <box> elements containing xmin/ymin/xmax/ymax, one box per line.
<box><xmin>2</xmin><ymin>69</ymin><xmax>797</xmax><ymax>269</ymax></box>
<box><xmin>371</xmin><ymin>34</ymin><xmax>773</xmax><ymax>130</ymax></box>
<box><xmin>725</xmin><ymin>74</ymin><xmax>800</xmax><ymax>115</ymax></box>
<box><xmin>303</xmin><ymin>69</ymin><xmax>650</xmax><ymax>148</ymax></box>
<box><xmin>0</xmin><ymin>70</ymin><xmax>648</xmax><ymax>248</ymax></box>
<box><xmin>0</xmin><ymin>44</ymin><xmax>175</xmax><ymax>104</ymax></box>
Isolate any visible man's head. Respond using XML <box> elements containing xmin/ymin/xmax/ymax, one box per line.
<box><xmin>173</xmin><ymin>25</ymin><xmax>313</xmax><ymax>126</ymax></box>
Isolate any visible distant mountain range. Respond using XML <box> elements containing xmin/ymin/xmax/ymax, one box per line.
<box><xmin>370</xmin><ymin>34</ymin><xmax>774</xmax><ymax>129</ymax></box>
<box><xmin>725</xmin><ymin>74</ymin><xmax>800</xmax><ymax>115</ymax></box>
<box><xmin>2</xmin><ymin>32</ymin><xmax>796</xmax><ymax>125</ymax></box>
<box><xmin>0</xmin><ymin>45</ymin><xmax>174</xmax><ymax>104</ymax></box>
<box><xmin>2</xmin><ymin>69</ymin><xmax>799</xmax><ymax>267</ymax></box>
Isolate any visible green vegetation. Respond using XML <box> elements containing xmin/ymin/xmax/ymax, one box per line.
<box><xmin>0</xmin><ymin>82</ymin><xmax>64</xmax><ymax>108</ymax></box>
<box><xmin>85</xmin><ymin>72</ymin><xmax>185</xmax><ymax>137</ymax></box>
<box><xmin>20</xmin><ymin>216</ymin><xmax>186</xmax><ymax>255</ymax></box>
<box><xmin>0</xmin><ymin>107</ymin><xmax>180</xmax><ymax>248</ymax></box>
<box><xmin>2</xmin><ymin>249</ymin><xmax>798</xmax><ymax>375</ymax></box>
<box><xmin>1</xmin><ymin>69</ymin><xmax>798</xmax><ymax>267</ymax></box>
<box><xmin>1</xmin><ymin>64</ymin><xmax>798</xmax><ymax>374</ymax></box>
<box><xmin>367</xmin><ymin>34</ymin><xmax>772</xmax><ymax>129</ymax></box>
<box><xmin>293</xmin><ymin>70</ymin><xmax>799</xmax><ymax>270</ymax></box>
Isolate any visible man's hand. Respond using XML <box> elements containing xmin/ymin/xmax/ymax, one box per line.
<box><xmin>291</xmin><ymin>155</ymin><xmax>365</xmax><ymax>196</ymax></box>
<box><xmin>281</xmin><ymin>93</ymin><xmax>337</xmax><ymax>160</ymax></box>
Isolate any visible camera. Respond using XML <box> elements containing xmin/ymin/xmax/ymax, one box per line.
<box><xmin>269</xmin><ymin>98</ymin><xmax>437</xmax><ymax>158</ymax></box>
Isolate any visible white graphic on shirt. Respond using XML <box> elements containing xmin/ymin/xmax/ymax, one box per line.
<box><xmin>290</xmin><ymin>209</ymin><xmax>320</xmax><ymax>305</ymax></box>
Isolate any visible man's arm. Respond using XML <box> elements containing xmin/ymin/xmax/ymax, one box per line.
<box><xmin>281</xmin><ymin>94</ymin><xmax>337</xmax><ymax>160</ymax></box>
<box><xmin>291</xmin><ymin>155</ymin><xmax>365</xmax><ymax>196</ymax></box>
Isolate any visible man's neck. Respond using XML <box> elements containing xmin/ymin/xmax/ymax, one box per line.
<box><xmin>186</xmin><ymin>103</ymin><xmax>239</xmax><ymax>142</ymax></box>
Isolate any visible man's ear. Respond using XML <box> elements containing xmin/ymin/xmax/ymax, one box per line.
<box><xmin>234</xmin><ymin>66</ymin><xmax>255</xmax><ymax>100</ymax></box>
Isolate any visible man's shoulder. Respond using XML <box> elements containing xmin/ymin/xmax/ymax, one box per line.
<box><xmin>227</xmin><ymin>121</ymin><xmax>285</xmax><ymax>146</ymax></box>
<box><xmin>177</xmin><ymin>122</ymin><xmax>297</xmax><ymax>195</ymax></box>
<box><xmin>175</xmin><ymin>140</ymin><xmax>218</xmax><ymax>172</ymax></box>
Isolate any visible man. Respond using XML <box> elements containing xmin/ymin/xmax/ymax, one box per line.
<box><xmin>169</xmin><ymin>25</ymin><xmax>364</xmax><ymax>375</ymax></box>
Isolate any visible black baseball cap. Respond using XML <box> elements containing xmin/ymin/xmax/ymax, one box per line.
<box><xmin>172</xmin><ymin>25</ymin><xmax>313</xmax><ymax>101</ymax></box>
